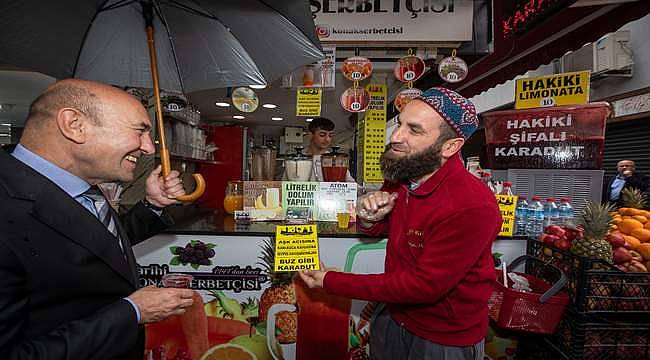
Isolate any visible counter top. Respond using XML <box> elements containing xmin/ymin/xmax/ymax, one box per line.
<box><xmin>164</xmin><ymin>209</ymin><xmax>381</xmax><ymax>238</ymax></box>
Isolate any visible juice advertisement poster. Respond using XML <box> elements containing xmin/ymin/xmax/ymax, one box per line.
<box><xmin>315</xmin><ymin>182</ymin><xmax>357</xmax><ymax>222</ymax></box>
<box><xmin>135</xmin><ymin>235</ymin><xmax>387</xmax><ymax>360</ymax></box>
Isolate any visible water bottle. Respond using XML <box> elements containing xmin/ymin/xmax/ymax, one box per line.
<box><xmin>527</xmin><ymin>197</ymin><xmax>545</xmax><ymax>237</ymax></box>
<box><xmin>543</xmin><ymin>198</ymin><xmax>560</xmax><ymax>228</ymax></box>
<box><xmin>558</xmin><ymin>198</ymin><xmax>574</xmax><ymax>226</ymax></box>
<box><xmin>515</xmin><ymin>196</ymin><xmax>529</xmax><ymax>236</ymax></box>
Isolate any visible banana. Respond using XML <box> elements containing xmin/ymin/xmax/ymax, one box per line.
<box><xmin>255</xmin><ymin>194</ymin><xmax>265</xmax><ymax>209</ymax></box>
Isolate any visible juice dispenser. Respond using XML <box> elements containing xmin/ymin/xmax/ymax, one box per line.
<box><xmin>251</xmin><ymin>146</ymin><xmax>277</xmax><ymax>181</ymax></box>
<box><xmin>321</xmin><ymin>146</ymin><xmax>348</xmax><ymax>182</ymax></box>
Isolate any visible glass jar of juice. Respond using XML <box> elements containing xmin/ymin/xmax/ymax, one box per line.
<box><xmin>321</xmin><ymin>146</ymin><xmax>349</xmax><ymax>182</ymax></box>
<box><xmin>223</xmin><ymin>180</ymin><xmax>243</xmax><ymax>214</ymax></box>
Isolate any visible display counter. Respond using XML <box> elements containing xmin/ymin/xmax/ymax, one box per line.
<box><xmin>134</xmin><ymin>210</ymin><xmax>526</xmax><ymax>360</ymax></box>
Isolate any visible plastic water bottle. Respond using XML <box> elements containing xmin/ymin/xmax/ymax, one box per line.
<box><xmin>558</xmin><ymin>198</ymin><xmax>574</xmax><ymax>226</ymax></box>
<box><xmin>515</xmin><ymin>196</ymin><xmax>529</xmax><ymax>236</ymax></box>
<box><xmin>527</xmin><ymin>197</ymin><xmax>545</xmax><ymax>237</ymax></box>
<box><xmin>543</xmin><ymin>198</ymin><xmax>560</xmax><ymax>228</ymax></box>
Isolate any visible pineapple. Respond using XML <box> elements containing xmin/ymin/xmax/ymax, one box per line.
<box><xmin>571</xmin><ymin>202</ymin><xmax>614</xmax><ymax>263</ymax></box>
<box><xmin>257</xmin><ymin>237</ymin><xmax>297</xmax><ymax>343</ymax></box>
<box><xmin>621</xmin><ymin>187</ymin><xmax>647</xmax><ymax>210</ymax></box>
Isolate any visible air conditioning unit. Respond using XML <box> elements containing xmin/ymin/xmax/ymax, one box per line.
<box><xmin>561</xmin><ymin>30</ymin><xmax>633</xmax><ymax>77</ymax></box>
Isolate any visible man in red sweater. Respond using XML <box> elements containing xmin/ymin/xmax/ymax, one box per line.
<box><xmin>300</xmin><ymin>87</ymin><xmax>502</xmax><ymax>360</ymax></box>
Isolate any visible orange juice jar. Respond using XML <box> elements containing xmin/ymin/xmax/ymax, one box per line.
<box><xmin>223</xmin><ymin>181</ymin><xmax>243</xmax><ymax>214</ymax></box>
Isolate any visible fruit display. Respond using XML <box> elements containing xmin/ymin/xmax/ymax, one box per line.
<box><xmin>608</xmin><ymin>187</ymin><xmax>650</xmax><ymax>272</ymax></box>
<box><xmin>570</xmin><ymin>202</ymin><xmax>614</xmax><ymax>263</ymax></box>
<box><xmin>539</xmin><ymin>224</ymin><xmax>583</xmax><ymax>250</ymax></box>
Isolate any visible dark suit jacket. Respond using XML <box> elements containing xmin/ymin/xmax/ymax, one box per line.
<box><xmin>0</xmin><ymin>150</ymin><xmax>173</xmax><ymax>359</ymax></box>
<box><xmin>602</xmin><ymin>172</ymin><xmax>649</xmax><ymax>208</ymax></box>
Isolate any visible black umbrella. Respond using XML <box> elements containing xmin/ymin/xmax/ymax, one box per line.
<box><xmin>0</xmin><ymin>0</ymin><xmax>323</xmax><ymax>201</ymax></box>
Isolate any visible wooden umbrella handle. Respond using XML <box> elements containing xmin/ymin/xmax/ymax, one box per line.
<box><xmin>146</xmin><ymin>24</ymin><xmax>205</xmax><ymax>202</ymax></box>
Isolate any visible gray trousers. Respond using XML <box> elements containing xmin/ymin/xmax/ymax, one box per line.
<box><xmin>369</xmin><ymin>305</ymin><xmax>484</xmax><ymax>360</ymax></box>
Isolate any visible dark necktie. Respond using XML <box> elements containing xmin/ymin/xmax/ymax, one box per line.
<box><xmin>84</xmin><ymin>186</ymin><xmax>126</xmax><ymax>258</ymax></box>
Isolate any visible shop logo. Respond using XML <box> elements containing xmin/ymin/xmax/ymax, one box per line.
<box><xmin>316</xmin><ymin>24</ymin><xmax>330</xmax><ymax>38</ymax></box>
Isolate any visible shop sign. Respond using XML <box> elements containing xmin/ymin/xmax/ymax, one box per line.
<box><xmin>483</xmin><ymin>103</ymin><xmax>609</xmax><ymax>169</ymax></box>
<box><xmin>296</xmin><ymin>88</ymin><xmax>322</xmax><ymax>117</ymax></box>
<box><xmin>515</xmin><ymin>71</ymin><xmax>590</xmax><ymax>110</ymax></box>
<box><xmin>340</xmin><ymin>87</ymin><xmax>370</xmax><ymax>113</ymax></box>
<box><xmin>231</xmin><ymin>86</ymin><xmax>259</xmax><ymax>113</ymax></box>
<box><xmin>311</xmin><ymin>0</ymin><xmax>473</xmax><ymax>42</ymax></box>
<box><xmin>275</xmin><ymin>224</ymin><xmax>320</xmax><ymax>272</ymax></box>
<box><xmin>496</xmin><ymin>195</ymin><xmax>518</xmax><ymax>237</ymax></box>
<box><xmin>363</xmin><ymin>84</ymin><xmax>387</xmax><ymax>183</ymax></box>
<box><xmin>393</xmin><ymin>55</ymin><xmax>426</xmax><ymax>83</ymax></box>
<box><xmin>612</xmin><ymin>92</ymin><xmax>650</xmax><ymax>118</ymax></box>
<box><xmin>394</xmin><ymin>88</ymin><xmax>422</xmax><ymax>112</ymax></box>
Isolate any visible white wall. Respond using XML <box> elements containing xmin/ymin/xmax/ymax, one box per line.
<box><xmin>590</xmin><ymin>14</ymin><xmax>650</xmax><ymax>101</ymax></box>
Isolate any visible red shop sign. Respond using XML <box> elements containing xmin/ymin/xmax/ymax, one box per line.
<box><xmin>482</xmin><ymin>103</ymin><xmax>610</xmax><ymax>169</ymax></box>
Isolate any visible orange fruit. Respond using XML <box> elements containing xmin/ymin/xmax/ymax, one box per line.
<box><xmin>619</xmin><ymin>208</ymin><xmax>634</xmax><ymax>216</ymax></box>
<box><xmin>636</xmin><ymin>243</ymin><xmax>650</xmax><ymax>261</ymax></box>
<box><xmin>623</xmin><ymin>235</ymin><xmax>641</xmax><ymax>249</ymax></box>
<box><xmin>200</xmin><ymin>344</ymin><xmax>255</xmax><ymax>360</ymax></box>
<box><xmin>619</xmin><ymin>219</ymin><xmax>645</xmax><ymax>235</ymax></box>
<box><xmin>631</xmin><ymin>228</ymin><xmax>650</xmax><ymax>242</ymax></box>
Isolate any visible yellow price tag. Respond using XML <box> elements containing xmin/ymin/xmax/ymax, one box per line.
<box><xmin>296</xmin><ymin>88</ymin><xmax>322</xmax><ymax>117</ymax></box>
<box><xmin>495</xmin><ymin>195</ymin><xmax>518</xmax><ymax>237</ymax></box>
<box><xmin>274</xmin><ymin>224</ymin><xmax>320</xmax><ymax>272</ymax></box>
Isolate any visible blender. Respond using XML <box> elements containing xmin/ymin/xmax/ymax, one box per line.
<box><xmin>251</xmin><ymin>146</ymin><xmax>277</xmax><ymax>181</ymax></box>
<box><xmin>284</xmin><ymin>146</ymin><xmax>313</xmax><ymax>181</ymax></box>
<box><xmin>320</xmin><ymin>146</ymin><xmax>349</xmax><ymax>182</ymax></box>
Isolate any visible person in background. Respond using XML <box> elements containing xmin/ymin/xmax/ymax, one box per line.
<box><xmin>603</xmin><ymin>159</ymin><xmax>649</xmax><ymax>208</ymax></box>
<box><xmin>0</xmin><ymin>79</ymin><xmax>194</xmax><ymax>359</ymax></box>
<box><xmin>299</xmin><ymin>87</ymin><xmax>502</xmax><ymax>360</ymax></box>
<box><xmin>305</xmin><ymin>117</ymin><xmax>355</xmax><ymax>182</ymax></box>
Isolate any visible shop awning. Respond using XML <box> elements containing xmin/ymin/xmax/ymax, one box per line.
<box><xmin>429</xmin><ymin>1</ymin><xmax>650</xmax><ymax>98</ymax></box>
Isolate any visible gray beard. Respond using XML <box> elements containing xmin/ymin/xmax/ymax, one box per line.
<box><xmin>380</xmin><ymin>139</ymin><xmax>444</xmax><ymax>183</ymax></box>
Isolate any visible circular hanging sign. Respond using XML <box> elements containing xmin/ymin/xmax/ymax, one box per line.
<box><xmin>341</xmin><ymin>56</ymin><xmax>373</xmax><ymax>81</ymax></box>
<box><xmin>231</xmin><ymin>87</ymin><xmax>259</xmax><ymax>112</ymax></box>
<box><xmin>393</xmin><ymin>56</ymin><xmax>426</xmax><ymax>83</ymax></box>
<box><xmin>438</xmin><ymin>56</ymin><xmax>468</xmax><ymax>83</ymax></box>
<box><xmin>340</xmin><ymin>87</ymin><xmax>370</xmax><ymax>113</ymax></box>
<box><xmin>394</xmin><ymin>88</ymin><xmax>423</xmax><ymax>113</ymax></box>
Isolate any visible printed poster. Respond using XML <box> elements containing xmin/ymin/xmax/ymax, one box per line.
<box><xmin>363</xmin><ymin>84</ymin><xmax>387</xmax><ymax>183</ymax></box>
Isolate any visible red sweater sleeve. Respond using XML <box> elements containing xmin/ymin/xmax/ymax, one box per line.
<box><xmin>324</xmin><ymin>204</ymin><xmax>501</xmax><ymax>304</ymax></box>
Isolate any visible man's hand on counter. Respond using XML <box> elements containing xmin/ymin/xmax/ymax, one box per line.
<box><xmin>299</xmin><ymin>262</ymin><xmax>335</xmax><ymax>289</ymax></box>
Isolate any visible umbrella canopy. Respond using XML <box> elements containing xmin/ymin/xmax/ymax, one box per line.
<box><xmin>0</xmin><ymin>0</ymin><xmax>324</xmax><ymax>93</ymax></box>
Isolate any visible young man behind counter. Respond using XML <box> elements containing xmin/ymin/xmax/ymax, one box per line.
<box><xmin>304</xmin><ymin>117</ymin><xmax>355</xmax><ymax>182</ymax></box>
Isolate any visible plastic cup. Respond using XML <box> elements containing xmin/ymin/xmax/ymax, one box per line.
<box><xmin>161</xmin><ymin>273</ymin><xmax>193</xmax><ymax>288</ymax></box>
<box><xmin>337</xmin><ymin>212</ymin><xmax>351</xmax><ymax>229</ymax></box>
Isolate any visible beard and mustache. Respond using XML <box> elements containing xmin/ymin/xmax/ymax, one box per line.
<box><xmin>380</xmin><ymin>137</ymin><xmax>445</xmax><ymax>183</ymax></box>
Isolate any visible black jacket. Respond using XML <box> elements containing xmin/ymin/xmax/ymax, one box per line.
<box><xmin>0</xmin><ymin>149</ymin><xmax>172</xmax><ymax>359</ymax></box>
<box><xmin>602</xmin><ymin>172</ymin><xmax>649</xmax><ymax>208</ymax></box>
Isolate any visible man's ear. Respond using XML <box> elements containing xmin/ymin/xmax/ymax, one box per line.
<box><xmin>56</xmin><ymin>108</ymin><xmax>88</xmax><ymax>144</ymax></box>
<box><xmin>441</xmin><ymin>137</ymin><xmax>465</xmax><ymax>159</ymax></box>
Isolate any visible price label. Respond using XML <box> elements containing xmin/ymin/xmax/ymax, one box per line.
<box><xmin>274</xmin><ymin>225</ymin><xmax>320</xmax><ymax>272</ymax></box>
<box><xmin>496</xmin><ymin>195</ymin><xmax>518</xmax><ymax>237</ymax></box>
